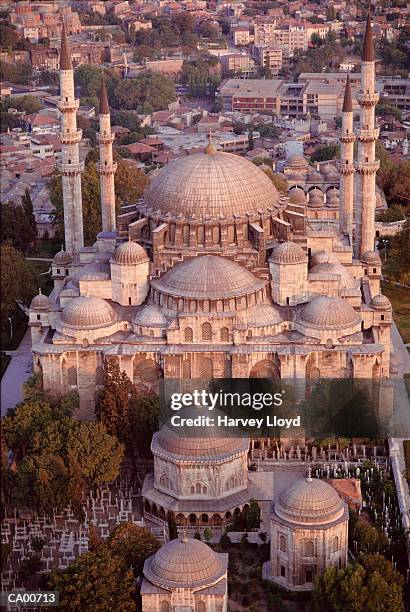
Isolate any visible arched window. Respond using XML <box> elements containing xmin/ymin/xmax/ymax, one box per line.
<box><xmin>201</xmin><ymin>513</ymin><xmax>208</xmax><ymax>524</ymax></box>
<box><xmin>189</xmin><ymin>513</ymin><xmax>197</xmax><ymax>525</ymax></box>
<box><xmin>191</xmin><ymin>485</ymin><xmax>195</xmax><ymax>494</ymax></box>
<box><xmin>202</xmin><ymin>322</ymin><xmax>212</xmax><ymax>341</ymax></box>
<box><xmin>198</xmin><ymin>357</ymin><xmax>213</xmax><ymax>379</ymax></box>
<box><xmin>280</xmin><ymin>535</ymin><xmax>287</xmax><ymax>552</ymax></box>
<box><xmin>184</xmin><ymin>327</ymin><xmax>193</xmax><ymax>342</ymax></box>
<box><xmin>332</xmin><ymin>536</ymin><xmax>339</xmax><ymax>552</ymax></box>
<box><xmin>304</xmin><ymin>540</ymin><xmax>314</xmax><ymax>557</ymax></box>
<box><xmin>196</xmin><ymin>482</ymin><xmax>202</xmax><ymax>494</ymax></box>
<box><xmin>183</xmin><ymin>225</ymin><xmax>189</xmax><ymax>245</ymax></box>
<box><xmin>160</xmin><ymin>601</ymin><xmax>170</xmax><ymax>612</ymax></box>
<box><xmin>182</xmin><ymin>359</ymin><xmax>191</xmax><ymax>379</ymax></box>
<box><xmin>160</xmin><ymin>474</ymin><xmax>169</xmax><ymax>488</ymax></box>
<box><xmin>220</xmin><ymin>327</ymin><xmax>229</xmax><ymax>342</ymax></box>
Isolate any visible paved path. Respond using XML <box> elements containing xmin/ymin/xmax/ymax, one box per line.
<box><xmin>391</xmin><ymin>322</ymin><xmax>410</xmax><ymax>376</ymax></box>
<box><xmin>1</xmin><ymin>329</ymin><xmax>32</xmax><ymax>416</ymax></box>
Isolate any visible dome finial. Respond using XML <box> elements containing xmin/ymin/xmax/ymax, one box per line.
<box><xmin>38</xmin><ymin>287</ymin><xmax>42</xmax><ymax>295</ymax></box>
<box><xmin>205</xmin><ymin>130</ymin><xmax>217</xmax><ymax>155</ymax></box>
<box><xmin>179</xmin><ymin>527</ymin><xmax>188</xmax><ymax>543</ymax></box>
<box><xmin>306</xmin><ymin>467</ymin><xmax>312</xmax><ymax>482</ymax></box>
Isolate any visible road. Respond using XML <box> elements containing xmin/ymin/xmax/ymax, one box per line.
<box><xmin>1</xmin><ymin>329</ymin><xmax>33</xmax><ymax>416</ymax></box>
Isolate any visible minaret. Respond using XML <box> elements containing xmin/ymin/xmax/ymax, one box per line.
<box><xmin>57</xmin><ymin>23</ymin><xmax>84</xmax><ymax>262</ymax></box>
<box><xmin>339</xmin><ymin>74</ymin><xmax>355</xmax><ymax>237</ymax></box>
<box><xmin>97</xmin><ymin>79</ymin><xmax>117</xmax><ymax>233</ymax></box>
<box><xmin>355</xmin><ymin>13</ymin><xmax>380</xmax><ymax>258</ymax></box>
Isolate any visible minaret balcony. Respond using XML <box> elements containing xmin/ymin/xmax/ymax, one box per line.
<box><xmin>357</xmin><ymin>92</ymin><xmax>379</xmax><ymax>106</ymax></box>
<box><xmin>61</xmin><ymin>129</ymin><xmax>82</xmax><ymax>145</ymax></box>
<box><xmin>97</xmin><ymin>132</ymin><xmax>115</xmax><ymax>145</ymax></box>
<box><xmin>338</xmin><ymin>161</ymin><xmax>355</xmax><ymax>175</ymax></box>
<box><xmin>96</xmin><ymin>161</ymin><xmax>117</xmax><ymax>175</ymax></box>
<box><xmin>57</xmin><ymin>160</ymin><xmax>84</xmax><ymax>175</ymax></box>
<box><xmin>339</xmin><ymin>132</ymin><xmax>356</xmax><ymax>144</ymax></box>
<box><xmin>356</xmin><ymin>127</ymin><xmax>380</xmax><ymax>142</ymax></box>
<box><xmin>355</xmin><ymin>160</ymin><xmax>380</xmax><ymax>174</ymax></box>
<box><xmin>57</xmin><ymin>98</ymin><xmax>80</xmax><ymax>113</ymax></box>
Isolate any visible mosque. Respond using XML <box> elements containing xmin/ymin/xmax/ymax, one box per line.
<box><xmin>30</xmin><ymin>18</ymin><xmax>392</xmax><ymax>419</ymax></box>
<box><xmin>27</xmin><ymin>17</ymin><xmax>388</xmax><ymax>604</ymax></box>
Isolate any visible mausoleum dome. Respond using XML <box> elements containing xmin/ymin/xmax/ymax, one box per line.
<box><xmin>60</xmin><ymin>296</ymin><xmax>117</xmax><ymax>329</ymax></box>
<box><xmin>142</xmin><ymin>149</ymin><xmax>280</xmax><ymax>221</ymax></box>
<box><xmin>53</xmin><ymin>249</ymin><xmax>72</xmax><ymax>266</ymax></box>
<box><xmin>360</xmin><ymin>250</ymin><xmax>381</xmax><ymax>265</ymax></box>
<box><xmin>270</xmin><ymin>241</ymin><xmax>306</xmax><ymax>265</ymax></box>
<box><xmin>274</xmin><ymin>475</ymin><xmax>345</xmax><ymax>525</ymax></box>
<box><xmin>370</xmin><ymin>294</ymin><xmax>391</xmax><ymax>310</ymax></box>
<box><xmin>144</xmin><ymin>535</ymin><xmax>225</xmax><ymax>589</ymax></box>
<box><xmin>30</xmin><ymin>290</ymin><xmax>51</xmax><ymax>311</ymax></box>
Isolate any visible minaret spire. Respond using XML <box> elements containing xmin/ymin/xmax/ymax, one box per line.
<box><xmin>97</xmin><ymin>78</ymin><xmax>117</xmax><ymax>233</ymax></box>
<box><xmin>355</xmin><ymin>11</ymin><xmax>379</xmax><ymax>258</ymax></box>
<box><xmin>339</xmin><ymin>73</ymin><xmax>355</xmax><ymax>237</ymax></box>
<box><xmin>57</xmin><ymin>21</ymin><xmax>84</xmax><ymax>263</ymax></box>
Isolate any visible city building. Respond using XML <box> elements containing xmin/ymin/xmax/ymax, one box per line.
<box><xmin>253</xmin><ymin>45</ymin><xmax>283</xmax><ymax>76</ymax></box>
<box><xmin>220</xmin><ymin>53</ymin><xmax>254</xmax><ymax>77</ymax></box>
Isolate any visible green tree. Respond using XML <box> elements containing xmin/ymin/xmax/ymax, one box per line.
<box><xmin>248</xmin><ymin>128</ymin><xmax>254</xmax><ymax>151</ymax></box>
<box><xmin>109</xmin><ymin>523</ymin><xmax>160</xmax><ymax>576</ymax></box>
<box><xmin>2</xmin><ymin>95</ymin><xmax>44</xmax><ymax>115</ymax></box>
<box><xmin>0</xmin><ymin>244</ymin><xmax>36</xmax><ymax>335</ymax></box>
<box><xmin>310</xmin><ymin>144</ymin><xmax>340</xmax><ymax>163</ymax></box>
<box><xmin>48</xmin><ymin>546</ymin><xmax>136</xmax><ymax>612</ymax></box>
<box><xmin>22</xmin><ymin>188</ymin><xmax>37</xmax><ymax>242</ymax></box>
<box><xmin>261</xmin><ymin>168</ymin><xmax>288</xmax><ymax>193</ymax></box>
<box><xmin>313</xmin><ymin>554</ymin><xmax>404</xmax><ymax>612</ymax></box>
<box><xmin>1</xmin><ymin>200</ymin><xmax>37</xmax><ymax>252</ymax></box>
<box><xmin>0</xmin><ymin>62</ymin><xmax>32</xmax><ymax>85</ymax></box>
<box><xmin>203</xmin><ymin>527</ymin><xmax>213</xmax><ymax>542</ymax></box>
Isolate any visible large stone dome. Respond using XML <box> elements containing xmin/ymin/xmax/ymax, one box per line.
<box><xmin>274</xmin><ymin>475</ymin><xmax>346</xmax><ymax>525</ymax></box>
<box><xmin>151</xmin><ymin>255</ymin><xmax>265</xmax><ymax>300</ymax></box>
<box><xmin>144</xmin><ymin>535</ymin><xmax>225</xmax><ymax>589</ymax></box>
<box><xmin>60</xmin><ymin>296</ymin><xmax>117</xmax><ymax>329</ymax></box>
<box><xmin>142</xmin><ymin>150</ymin><xmax>280</xmax><ymax>221</ymax></box>
<box><xmin>309</xmin><ymin>262</ymin><xmax>358</xmax><ymax>289</ymax></box>
<box><xmin>153</xmin><ymin>420</ymin><xmax>249</xmax><ymax>461</ymax></box>
<box><xmin>299</xmin><ymin>296</ymin><xmax>360</xmax><ymax>329</ymax></box>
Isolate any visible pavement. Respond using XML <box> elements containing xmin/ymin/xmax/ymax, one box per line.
<box><xmin>1</xmin><ymin>329</ymin><xmax>33</xmax><ymax>416</ymax></box>
<box><xmin>391</xmin><ymin>322</ymin><xmax>410</xmax><ymax>376</ymax></box>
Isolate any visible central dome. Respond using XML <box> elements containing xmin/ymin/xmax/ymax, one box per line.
<box><xmin>143</xmin><ymin>150</ymin><xmax>280</xmax><ymax>221</ymax></box>
<box><xmin>299</xmin><ymin>296</ymin><xmax>360</xmax><ymax>329</ymax></box>
<box><xmin>151</xmin><ymin>255</ymin><xmax>265</xmax><ymax>300</ymax></box>
<box><xmin>144</xmin><ymin>536</ymin><xmax>225</xmax><ymax>589</ymax></box>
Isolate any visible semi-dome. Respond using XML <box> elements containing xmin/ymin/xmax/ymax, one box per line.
<box><xmin>309</xmin><ymin>250</ymin><xmax>339</xmax><ymax>268</ymax></box>
<box><xmin>309</xmin><ymin>263</ymin><xmax>358</xmax><ymax>289</ymax></box>
<box><xmin>274</xmin><ymin>475</ymin><xmax>345</xmax><ymax>525</ymax></box>
<box><xmin>248</xmin><ymin>302</ymin><xmax>283</xmax><ymax>327</ymax></box>
<box><xmin>307</xmin><ymin>169</ymin><xmax>322</xmax><ymax>182</ymax></box>
<box><xmin>321</xmin><ymin>163</ymin><xmax>338</xmax><ymax>177</ymax></box>
<box><xmin>53</xmin><ymin>249</ymin><xmax>72</xmax><ymax>266</ymax></box>
<box><xmin>299</xmin><ymin>296</ymin><xmax>360</xmax><ymax>328</ymax></box>
<box><xmin>361</xmin><ymin>250</ymin><xmax>381</xmax><ymax>265</ymax></box>
<box><xmin>30</xmin><ymin>289</ymin><xmax>51</xmax><ymax>311</ymax></box>
<box><xmin>112</xmin><ymin>240</ymin><xmax>149</xmax><ymax>265</ymax></box>
<box><xmin>60</xmin><ymin>296</ymin><xmax>117</xmax><ymax>329</ymax></box>
<box><xmin>370</xmin><ymin>294</ymin><xmax>391</xmax><ymax>310</ymax></box>
<box><xmin>154</xmin><ymin>419</ymin><xmax>249</xmax><ymax>461</ymax></box>
<box><xmin>286</xmin><ymin>154</ymin><xmax>308</xmax><ymax>167</ymax></box>
<box><xmin>308</xmin><ymin>189</ymin><xmax>324</xmax><ymax>208</ymax></box>
<box><xmin>142</xmin><ymin>150</ymin><xmax>280</xmax><ymax>221</ymax></box>
<box><xmin>144</xmin><ymin>535</ymin><xmax>225</xmax><ymax>590</ymax></box>
<box><xmin>270</xmin><ymin>241</ymin><xmax>306</xmax><ymax>265</ymax></box>
<box><xmin>78</xmin><ymin>262</ymin><xmax>110</xmax><ymax>281</ymax></box>
<box><xmin>134</xmin><ymin>304</ymin><xmax>169</xmax><ymax>327</ymax></box>
<box><xmin>151</xmin><ymin>255</ymin><xmax>265</xmax><ymax>300</ymax></box>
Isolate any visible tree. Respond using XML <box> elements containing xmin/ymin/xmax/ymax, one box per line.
<box><xmin>168</xmin><ymin>511</ymin><xmax>178</xmax><ymax>540</ymax></box>
<box><xmin>248</xmin><ymin>128</ymin><xmax>254</xmax><ymax>151</ymax></box>
<box><xmin>96</xmin><ymin>359</ymin><xmax>159</xmax><ymax>465</ymax></box>
<box><xmin>313</xmin><ymin>554</ymin><xmax>404</xmax><ymax>612</ymax></box>
<box><xmin>0</xmin><ymin>62</ymin><xmax>32</xmax><ymax>85</ymax></box>
<box><xmin>2</xmin><ymin>95</ymin><xmax>44</xmax><ymax>115</ymax></box>
<box><xmin>219</xmin><ymin>532</ymin><xmax>231</xmax><ymax>548</ymax></box>
<box><xmin>109</xmin><ymin>523</ymin><xmax>160</xmax><ymax>577</ymax></box>
<box><xmin>0</xmin><ymin>245</ymin><xmax>36</xmax><ymax>334</ymax></box>
<box><xmin>48</xmin><ymin>546</ymin><xmax>136</xmax><ymax>612</ymax></box>
<box><xmin>203</xmin><ymin>527</ymin><xmax>213</xmax><ymax>542</ymax></box>
<box><xmin>261</xmin><ymin>168</ymin><xmax>288</xmax><ymax>193</ymax></box>
<box><xmin>1</xmin><ymin>200</ymin><xmax>37</xmax><ymax>252</ymax></box>
<box><xmin>66</xmin><ymin>422</ymin><xmax>124</xmax><ymax>496</ymax></box>
<box><xmin>310</xmin><ymin>144</ymin><xmax>340</xmax><ymax>163</ymax></box>
<box><xmin>22</xmin><ymin>188</ymin><xmax>37</xmax><ymax>242</ymax></box>
<box><xmin>311</xmin><ymin>33</ymin><xmax>323</xmax><ymax>47</ymax></box>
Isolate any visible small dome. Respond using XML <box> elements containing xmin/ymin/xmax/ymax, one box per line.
<box><xmin>309</xmin><ymin>263</ymin><xmax>358</xmax><ymax>289</ymax></box>
<box><xmin>370</xmin><ymin>294</ymin><xmax>391</xmax><ymax>310</ymax></box>
<box><xmin>270</xmin><ymin>241</ymin><xmax>306</xmax><ymax>265</ymax></box>
<box><xmin>309</xmin><ymin>250</ymin><xmax>339</xmax><ymax>268</ymax></box>
<box><xmin>154</xmin><ymin>419</ymin><xmax>249</xmax><ymax>461</ymax></box>
<box><xmin>30</xmin><ymin>290</ymin><xmax>51</xmax><ymax>311</ymax></box>
<box><xmin>307</xmin><ymin>169</ymin><xmax>322</xmax><ymax>182</ymax></box>
<box><xmin>248</xmin><ymin>303</ymin><xmax>283</xmax><ymax>327</ymax></box>
<box><xmin>274</xmin><ymin>475</ymin><xmax>346</xmax><ymax>525</ymax></box>
<box><xmin>151</xmin><ymin>255</ymin><xmax>265</xmax><ymax>300</ymax></box>
<box><xmin>321</xmin><ymin>163</ymin><xmax>338</xmax><ymax>176</ymax></box>
<box><xmin>144</xmin><ymin>536</ymin><xmax>225</xmax><ymax>590</ymax></box>
<box><xmin>308</xmin><ymin>189</ymin><xmax>324</xmax><ymax>208</ymax></box>
<box><xmin>113</xmin><ymin>241</ymin><xmax>149</xmax><ymax>265</ymax></box>
<box><xmin>78</xmin><ymin>262</ymin><xmax>110</xmax><ymax>281</ymax></box>
<box><xmin>299</xmin><ymin>296</ymin><xmax>360</xmax><ymax>329</ymax></box>
<box><xmin>60</xmin><ymin>296</ymin><xmax>117</xmax><ymax>329</ymax></box>
<box><xmin>286</xmin><ymin>154</ymin><xmax>308</xmax><ymax>167</ymax></box>
<box><xmin>134</xmin><ymin>305</ymin><xmax>169</xmax><ymax>327</ymax></box>
<box><xmin>289</xmin><ymin>187</ymin><xmax>306</xmax><ymax>203</ymax></box>
<box><xmin>361</xmin><ymin>250</ymin><xmax>381</xmax><ymax>265</ymax></box>
<box><xmin>53</xmin><ymin>249</ymin><xmax>72</xmax><ymax>266</ymax></box>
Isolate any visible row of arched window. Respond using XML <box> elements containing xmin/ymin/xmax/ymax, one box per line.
<box><xmin>279</xmin><ymin>535</ymin><xmax>339</xmax><ymax>555</ymax></box>
<box><xmin>183</xmin><ymin>323</ymin><xmax>229</xmax><ymax>343</ymax></box>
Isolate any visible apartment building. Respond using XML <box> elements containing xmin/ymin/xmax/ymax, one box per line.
<box><xmin>220</xmin><ymin>53</ymin><xmax>255</xmax><ymax>77</ymax></box>
<box><xmin>253</xmin><ymin>44</ymin><xmax>283</xmax><ymax>75</ymax></box>
<box><xmin>253</xmin><ymin>21</ymin><xmax>276</xmax><ymax>44</ymax></box>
